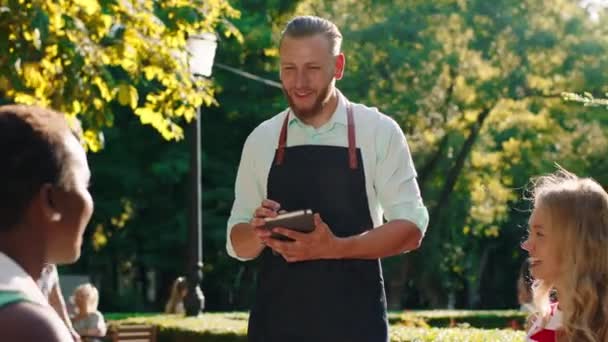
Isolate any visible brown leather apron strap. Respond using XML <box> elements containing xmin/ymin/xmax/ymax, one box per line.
<box><xmin>346</xmin><ymin>102</ymin><xmax>357</xmax><ymax>170</ymax></box>
<box><xmin>275</xmin><ymin>101</ymin><xmax>358</xmax><ymax>169</ymax></box>
<box><xmin>275</xmin><ymin>112</ymin><xmax>290</xmax><ymax>166</ymax></box>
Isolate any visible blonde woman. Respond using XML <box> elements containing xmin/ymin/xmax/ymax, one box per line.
<box><xmin>521</xmin><ymin>169</ymin><xmax>608</xmax><ymax>342</ymax></box>
<box><xmin>164</xmin><ymin>277</ymin><xmax>188</xmax><ymax>314</ymax></box>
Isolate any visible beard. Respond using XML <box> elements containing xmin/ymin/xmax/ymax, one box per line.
<box><xmin>282</xmin><ymin>80</ymin><xmax>334</xmax><ymax>120</ymax></box>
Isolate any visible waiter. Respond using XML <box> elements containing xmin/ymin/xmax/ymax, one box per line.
<box><xmin>227</xmin><ymin>15</ymin><xmax>429</xmax><ymax>342</ymax></box>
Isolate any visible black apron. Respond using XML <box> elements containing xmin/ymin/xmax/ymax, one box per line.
<box><xmin>248</xmin><ymin>100</ymin><xmax>389</xmax><ymax>342</ymax></box>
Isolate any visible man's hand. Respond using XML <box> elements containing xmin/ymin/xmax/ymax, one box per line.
<box><xmin>250</xmin><ymin>199</ymin><xmax>282</xmax><ymax>243</ymax></box>
<box><xmin>229</xmin><ymin>199</ymin><xmax>283</xmax><ymax>259</ymax></box>
<box><xmin>262</xmin><ymin>214</ymin><xmax>340</xmax><ymax>262</ymax></box>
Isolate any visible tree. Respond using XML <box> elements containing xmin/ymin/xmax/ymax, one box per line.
<box><xmin>0</xmin><ymin>0</ymin><xmax>240</xmax><ymax>151</ymax></box>
<box><xmin>292</xmin><ymin>0</ymin><xmax>608</xmax><ymax>308</ymax></box>
<box><xmin>0</xmin><ymin>0</ymin><xmax>242</xmax><ymax>311</ymax></box>
<box><xmin>67</xmin><ymin>0</ymin><xmax>302</xmax><ymax>311</ymax></box>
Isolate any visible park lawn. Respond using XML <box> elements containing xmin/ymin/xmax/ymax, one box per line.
<box><xmin>107</xmin><ymin>311</ymin><xmax>527</xmax><ymax>341</ymax></box>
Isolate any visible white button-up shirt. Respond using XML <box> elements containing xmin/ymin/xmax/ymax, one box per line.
<box><xmin>227</xmin><ymin>92</ymin><xmax>429</xmax><ymax>260</ymax></box>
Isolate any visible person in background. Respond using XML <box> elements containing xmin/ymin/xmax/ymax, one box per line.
<box><xmin>38</xmin><ymin>263</ymin><xmax>81</xmax><ymax>341</ymax></box>
<box><xmin>71</xmin><ymin>283</ymin><xmax>106</xmax><ymax>341</ymax></box>
<box><xmin>521</xmin><ymin>168</ymin><xmax>608</xmax><ymax>342</ymax></box>
<box><xmin>164</xmin><ymin>276</ymin><xmax>188</xmax><ymax>314</ymax></box>
<box><xmin>0</xmin><ymin>105</ymin><xmax>94</xmax><ymax>341</ymax></box>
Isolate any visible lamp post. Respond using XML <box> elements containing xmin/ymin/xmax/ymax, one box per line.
<box><xmin>183</xmin><ymin>33</ymin><xmax>217</xmax><ymax>317</ymax></box>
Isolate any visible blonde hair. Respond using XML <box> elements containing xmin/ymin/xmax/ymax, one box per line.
<box><xmin>280</xmin><ymin>16</ymin><xmax>343</xmax><ymax>56</ymax></box>
<box><xmin>529</xmin><ymin>168</ymin><xmax>608</xmax><ymax>342</ymax></box>
<box><xmin>74</xmin><ymin>283</ymin><xmax>99</xmax><ymax>312</ymax></box>
<box><xmin>165</xmin><ymin>277</ymin><xmax>187</xmax><ymax>314</ymax></box>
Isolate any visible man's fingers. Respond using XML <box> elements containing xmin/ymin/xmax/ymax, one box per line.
<box><xmin>272</xmin><ymin>227</ymin><xmax>305</xmax><ymax>241</ymax></box>
<box><xmin>314</xmin><ymin>213</ymin><xmax>323</xmax><ymax>226</ymax></box>
<box><xmin>254</xmin><ymin>207</ymin><xmax>278</xmax><ymax>218</ymax></box>
<box><xmin>250</xmin><ymin>217</ymin><xmax>267</xmax><ymax>228</ymax></box>
<box><xmin>253</xmin><ymin>226</ymin><xmax>271</xmax><ymax>239</ymax></box>
<box><xmin>262</xmin><ymin>199</ymin><xmax>281</xmax><ymax>211</ymax></box>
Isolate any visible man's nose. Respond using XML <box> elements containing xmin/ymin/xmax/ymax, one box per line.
<box><xmin>295</xmin><ymin>70</ymin><xmax>308</xmax><ymax>88</ymax></box>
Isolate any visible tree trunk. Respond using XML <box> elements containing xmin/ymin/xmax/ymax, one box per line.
<box><xmin>429</xmin><ymin>106</ymin><xmax>492</xmax><ymax>223</ymax></box>
<box><xmin>387</xmin><ymin>70</ymin><xmax>457</xmax><ymax>309</ymax></box>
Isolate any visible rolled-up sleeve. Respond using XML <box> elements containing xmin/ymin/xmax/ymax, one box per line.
<box><xmin>374</xmin><ymin>119</ymin><xmax>429</xmax><ymax>235</ymax></box>
<box><xmin>226</xmin><ymin>133</ymin><xmax>264</xmax><ymax>261</ymax></box>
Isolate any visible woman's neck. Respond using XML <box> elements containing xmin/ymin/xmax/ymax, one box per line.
<box><xmin>0</xmin><ymin>228</ymin><xmax>45</xmax><ymax>280</ymax></box>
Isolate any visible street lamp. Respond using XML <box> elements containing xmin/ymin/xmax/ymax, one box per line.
<box><xmin>183</xmin><ymin>33</ymin><xmax>217</xmax><ymax>317</ymax></box>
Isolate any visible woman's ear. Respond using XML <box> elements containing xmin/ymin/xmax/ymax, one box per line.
<box><xmin>40</xmin><ymin>184</ymin><xmax>62</xmax><ymax>222</ymax></box>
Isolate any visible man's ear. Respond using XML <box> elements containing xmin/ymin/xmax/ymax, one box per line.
<box><xmin>334</xmin><ymin>53</ymin><xmax>345</xmax><ymax>80</ymax></box>
<box><xmin>40</xmin><ymin>184</ymin><xmax>62</xmax><ymax>222</ymax></box>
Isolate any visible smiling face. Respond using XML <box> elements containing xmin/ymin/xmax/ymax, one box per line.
<box><xmin>521</xmin><ymin>205</ymin><xmax>563</xmax><ymax>284</ymax></box>
<box><xmin>279</xmin><ymin>34</ymin><xmax>344</xmax><ymax>120</ymax></box>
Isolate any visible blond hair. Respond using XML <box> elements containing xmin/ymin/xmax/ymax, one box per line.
<box><xmin>165</xmin><ymin>277</ymin><xmax>187</xmax><ymax>314</ymax></box>
<box><xmin>74</xmin><ymin>283</ymin><xmax>99</xmax><ymax>312</ymax></box>
<box><xmin>280</xmin><ymin>16</ymin><xmax>343</xmax><ymax>56</ymax></box>
<box><xmin>529</xmin><ymin>168</ymin><xmax>608</xmax><ymax>342</ymax></box>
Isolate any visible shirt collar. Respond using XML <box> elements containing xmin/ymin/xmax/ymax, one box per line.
<box><xmin>0</xmin><ymin>252</ymin><xmax>49</xmax><ymax>307</ymax></box>
<box><xmin>288</xmin><ymin>90</ymin><xmax>348</xmax><ymax>128</ymax></box>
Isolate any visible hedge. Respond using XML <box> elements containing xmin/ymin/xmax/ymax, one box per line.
<box><xmin>394</xmin><ymin>310</ymin><xmax>528</xmax><ymax>329</ymax></box>
<box><xmin>108</xmin><ymin>312</ymin><xmax>526</xmax><ymax>342</ymax></box>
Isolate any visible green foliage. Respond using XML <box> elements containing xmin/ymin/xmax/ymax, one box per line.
<box><xmin>399</xmin><ymin>310</ymin><xmax>527</xmax><ymax>329</ymax></box>
<box><xmin>64</xmin><ymin>0</ymin><xmax>301</xmax><ymax>312</ymax></box>
<box><xmin>390</xmin><ymin>327</ymin><xmax>525</xmax><ymax>342</ymax></box>
<box><xmin>295</xmin><ymin>0</ymin><xmax>608</xmax><ymax>308</ymax></box>
<box><xmin>59</xmin><ymin>0</ymin><xmax>608</xmax><ymax>312</ymax></box>
<box><xmin>108</xmin><ymin>312</ymin><xmax>525</xmax><ymax>342</ymax></box>
<box><xmin>0</xmin><ymin>0</ymin><xmax>240</xmax><ymax>150</ymax></box>
<box><xmin>563</xmin><ymin>91</ymin><xmax>608</xmax><ymax>108</ymax></box>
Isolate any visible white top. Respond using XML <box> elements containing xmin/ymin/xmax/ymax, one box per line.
<box><xmin>0</xmin><ymin>252</ymin><xmax>73</xmax><ymax>340</ymax></box>
<box><xmin>37</xmin><ymin>264</ymin><xmax>59</xmax><ymax>298</ymax></box>
<box><xmin>227</xmin><ymin>91</ymin><xmax>429</xmax><ymax>260</ymax></box>
<box><xmin>526</xmin><ymin>303</ymin><xmax>562</xmax><ymax>341</ymax></box>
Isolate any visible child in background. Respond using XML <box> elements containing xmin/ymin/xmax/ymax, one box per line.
<box><xmin>165</xmin><ymin>276</ymin><xmax>188</xmax><ymax>314</ymax></box>
<box><xmin>521</xmin><ymin>168</ymin><xmax>608</xmax><ymax>342</ymax></box>
<box><xmin>71</xmin><ymin>283</ymin><xmax>107</xmax><ymax>341</ymax></box>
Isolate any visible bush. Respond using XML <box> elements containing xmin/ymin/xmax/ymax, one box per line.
<box><xmin>108</xmin><ymin>312</ymin><xmax>525</xmax><ymax>342</ymax></box>
<box><xmin>391</xmin><ymin>310</ymin><xmax>528</xmax><ymax>329</ymax></box>
<box><xmin>391</xmin><ymin>327</ymin><xmax>524</xmax><ymax>341</ymax></box>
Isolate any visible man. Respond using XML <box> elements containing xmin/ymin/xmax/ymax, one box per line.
<box><xmin>0</xmin><ymin>105</ymin><xmax>94</xmax><ymax>341</ymax></box>
<box><xmin>227</xmin><ymin>16</ymin><xmax>429</xmax><ymax>342</ymax></box>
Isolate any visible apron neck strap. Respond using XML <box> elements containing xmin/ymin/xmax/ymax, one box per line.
<box><xmin>275</xmin><ymin>100</ymin><xmax>357</xmax><ymax>170</ymax></box>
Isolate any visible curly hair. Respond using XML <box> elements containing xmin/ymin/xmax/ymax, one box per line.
<box><xmin>530</xmin><ymin>168</ymin><xmax>608</xmax><ymax>342</ymax></box>
<box><xmin>0</xmin><ymin>105</ymin><xmax>79</xmax><ymax>231</ymax></box>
